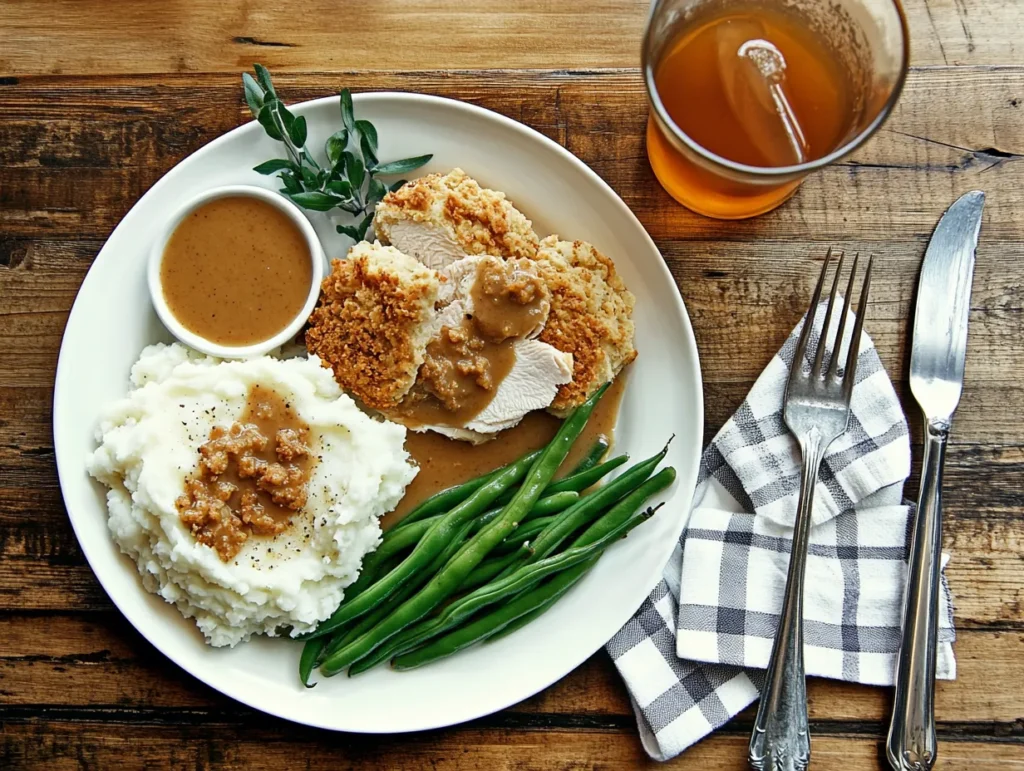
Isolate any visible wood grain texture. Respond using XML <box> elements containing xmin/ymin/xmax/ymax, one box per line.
<box><xmin>1</xmin><ymin>0</ymin><xmax>1023</xmax><ymax>768</ymax></box>
<box><xmin>0</xmin><ymin>0</ymin><xmax>1020</xmax><ymax>74</ymax></box>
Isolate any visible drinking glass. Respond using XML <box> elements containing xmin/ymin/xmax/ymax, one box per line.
<box><xmin>643</xmin><ymin>0</ymin><xmax>910</xmax><ymax>219</ymax></box>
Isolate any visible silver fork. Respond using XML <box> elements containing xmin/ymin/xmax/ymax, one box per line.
<box><xmin>748</xmin><ymin>250</ymin><xmax>874</xmax><ymax>771</ymax></box>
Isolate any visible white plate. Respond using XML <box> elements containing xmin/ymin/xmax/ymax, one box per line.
<box><xmin>54</xmin><ymin>93</ymin><xmax>703</xmax><ymax>733</ymax></box>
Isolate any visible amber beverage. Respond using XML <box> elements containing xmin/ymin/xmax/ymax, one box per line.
<box><xmin>643</xmin><ymin>0</ymin><xmax>909</xmax><ymax>219</ymax></box>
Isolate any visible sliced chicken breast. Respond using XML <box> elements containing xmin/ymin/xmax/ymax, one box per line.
<box><xmin>413</xmin><ymin>338</ymin><xmax>573</xmax><ymax>443</ymax></box>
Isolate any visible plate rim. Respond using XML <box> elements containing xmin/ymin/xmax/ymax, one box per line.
<box><xmin>53</xmin><ymin>90</ymin><xmax>704</xmax><ymax>733</ymax></box>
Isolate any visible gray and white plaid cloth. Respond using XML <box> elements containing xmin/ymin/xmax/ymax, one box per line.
<box><xmin>607</xmin><ymin>302</ymin><xmax>957</xmax><ymax>761</ymax></box>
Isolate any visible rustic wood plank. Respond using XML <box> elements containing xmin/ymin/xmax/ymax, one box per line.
<box><xmin>0</xmin><ymin>498</ymin><xmax>1020</xmax><ymax>623</ymax></box>
<box><xmin>1</xmin><ymin>718</ymin><xmax>1020</xmax><ymax>770</ymax></box>
<box><xmin>1</xmin><ymin>67</ymin><xmax>1022</xmax><ymax>246</ymax></box>
<box><xmin>0</xmin><ymin>0</ymin><xmax>1019</xmax><ymax>75</ymax></box>
<box><xmin>1</xmin><ymin>613</ymin><xmax>1020</xmax><ymax>726</ymax></box>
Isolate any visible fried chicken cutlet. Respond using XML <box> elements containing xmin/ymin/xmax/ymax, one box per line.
<box><xmin>531</xmin><ymin>236</ymin><xmax>637</xmax><ymax>415</ymax></box>
<box><xmin>374</xmin><ymin>168</ymin><xmax>540</xmax><ymax>270</ymax></box>
<box><xmin>305</xmin><ymin>242</ymin><xmax>439</xmax><ymax>410</ymax></box>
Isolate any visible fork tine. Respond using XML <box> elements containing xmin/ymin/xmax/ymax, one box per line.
<box><xmin>811</xmin><ymin>251</ymin><xmax>845</xmax><ymax>380</ymax></box>
<box><xmin>841</xmin><ymin>255</ymin><xmax>874</xmax><ymax>402</ymax></box>
<box><xmin>792</xmin><ymin>248</ymin><xmax>832</xmax><ymax>376</ymax></box>
<box><xmin>827</xmin><ymin>253</ymin><xmax>860</xmax><ymax>381</ymax></box>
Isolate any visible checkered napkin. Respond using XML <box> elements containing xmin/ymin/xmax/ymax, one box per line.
<box><xmin>607</xmin><ymin>302</ymin><xmax>957</xmax><ymax>761</ymax></box>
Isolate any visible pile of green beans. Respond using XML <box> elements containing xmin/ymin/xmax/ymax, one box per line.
<box><xmin>297</xmin><ymin>385</ymin><xmax>677</xmax><ymax>682</ymax></box>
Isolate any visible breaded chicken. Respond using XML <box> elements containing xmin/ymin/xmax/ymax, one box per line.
<box><xmin>374</xmin><ymin>169</ymin><xmax>540</xmax><ymax>270</ymax></box>
<box><xmin>305</xmin><ymin>242</ymin><xmax>439</xmax><ymax>410</ymax></box>
<box><xmin>531</xmin><ymin>236</ymin><xmax>637</xmax><ymax>414</ymax></box>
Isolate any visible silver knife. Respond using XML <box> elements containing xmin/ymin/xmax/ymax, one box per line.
<box><xmin>886</xmin><ymin>190</ymin><xmax>985</xmax><ymax>771</ymax></box>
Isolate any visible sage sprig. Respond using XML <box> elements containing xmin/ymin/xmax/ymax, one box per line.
<box><xmin>243</xmin><ymin>64</ymin><xmax>432</xmax><ymax>242</ymax></box>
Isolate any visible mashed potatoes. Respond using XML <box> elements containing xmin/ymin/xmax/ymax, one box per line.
<box><xmin>87</xmin><ymin>343</ymin><xmax>416</xmax><ymax>647</ymax></box>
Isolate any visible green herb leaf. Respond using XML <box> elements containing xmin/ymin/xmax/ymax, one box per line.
<box><xmin>288</xmin><ymin>191</ymin><xmax>342</xmax><ymax>211</ymax></box>
<box><xmin>355</xmin><ymin>213</ymin><xmax>374</xmax><ymax>240</ymax></box>
<box><xmin>242</xmin><ymin>72</ymin><xmax>265</xmax><ymax>118</ymax></box>
<box><xmin>279</xmin><ymin>171</ymin><xmax>302</xmax><ymax>194</ymax></box>
<box><xmin>289</xmin><ymin>115</ymin><xmax>307</xmax><ymax>147</ymax></box>
<box><xmin>299</xmin><ymin>165</ymin><xmax>318</xmax><ymax>188</ymax></box>
<box><xmin>276</xmin><ymin>103</ymin><xmax>297</xmax><ymax>138</ymax></box>
<box><xmin>374</xmin><ymin>154</ymin><xmax>432</xmax><ymax>175</ymax></box>
<box><xmin>336</xmin><ymin>224</ymin><xmax>361</xmax><ymax>241</ymax></box>
<box><xmin>254</xmin><ymin>63</ymin><xmax>277</xmax><ymax>98</ymax></box>
<box><xmin>337</xmin><ymin>198</ymin><xmax>365</xmax><ymax>215</ymax></box>
<box><xmin>340</xmin><ymin>89</ymin><xmax>356</xmax><ymax>134</ymax></box>
<box><xmin>366</xmin><ymin>177</ymin><xmax>387</xmax><ymax>206</ymax></box>
<box><xmin>359</xmin><ymin>132</ymin><xmax>378</xmax><ymax>170</ymax></box>
<box><xmin>325</xmin><ymin>129</ymin><xmax>348</xmax><ymax>166</ymax></box>
<box><xmin>344</xmin><ymin>151</ymin><xmax>365</xmax><ymax>191</ymax></box>
<box><xmin>388</xmin><ymin>179</ymin><xmax>408</xmax><ymax>193</ymax></box>
<box><xmin>355</xmin><ymin>120</ymin><xmax>378</xmax><ymax>154</ymax></box>
<box><xmin>253</xmin><ymin>158</ymin><xmax>293</xmax><ymax>175</ymax></box>
<box><xmin>257</xmin><ymin>100</ymin><xmax>284</xmax><ymax>141</ymax></box>
<box><xmin>326</xmin><ymin>179</ymin><xmax>353</xmax><ymax>199</ymax></box>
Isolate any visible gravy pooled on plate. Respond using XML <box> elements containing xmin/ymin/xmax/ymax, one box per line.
<box><xmin>160</xmin><ymin>196</ymin><xmax>313</xmax><ymax>346</ymax></box>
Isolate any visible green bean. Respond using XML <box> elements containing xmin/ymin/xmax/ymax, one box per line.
<box><xmin>351</xmin><ymin>500</ymin><xmax>654</xmax><ymax>675</ymax></box>
<box><xmin>492</xmin><ymin>456</ymin><xmax>624</xmax><ymax>509</ymax></box>
<box><xmin>391</xmin><ymin>449</ymin><xmax>543</xmax><ymax>530</ymax></box>
<box><xmin>300</xmin><ymin>448</ymin><xmax>540</xmax><ymax>641</ymax></box>
<box><xmin>491</xmin><ymin>517</ymin><xmax>554</xmax><ymax>555</ymax></box>
<box><xmin>528</xmin><ymin>490</ymin><xmax>579</xmax><ymax>516</ymax></box>
<box><xmin>395</xmin><ymin>558</ymin><xmax>597</xmax><ymax>670</ymax></box>
<box><xmin>306</xmin><ymin>489</ymin><xmax>578</xmax><ymax>665</ymax></box>
<box><xmin>491</xmin><ymin>450</ymin><xmax>664</xmax><ymax>583</ymax></box>
<box><xmin>524</xmin><ymin>446</ymin><xmax>671</xmax><ymax>567</ymax></box>
<box><xmin>481</xmin><ymin>598</ymin><xmax>555</xmax><ymax>644</ymax></box>
<box><xmin>298</xmin><ymin>635</ymin><xmax>327</xmax><ymax>687</ymax></box>
<box><xmin>319</xmin><ymin>383</ymin><xmax>610</xmax><ymax>675</ymax></box>
<box><xmin>564</xmin><ymin>436</ymin><xmax>610</xmax><ymax>476</ymax></box>
<box><xmin>320</xmin><ymin>520</ymin><xmax>475</xmax><ymax>662</ymax></box>
<box><xmin>330</xmin><ymin>549</ymin><xmax>399</xmax><ymax>610</ymax></box>
<box><xmin>545</xmin><ymin>454</ymin><xmax>629</xmax><ymax>495</ymax></box>
<box><xmin>457</xmin><ymin>550</ymin><xmax>523</xmax><ymax>592</ymax></box>
<box><xmin>298</xmin><ymin>551</ymin><xmax>401</xmax><ymax>678</ymax></box>
<box><xmin>376</xmin><ymin>489</ymin><xmax>577</xmax><ymax>566</ymax></box>
<box><xmin>393</xmin><ymin>469</ymin><xmax>675</xmax><ymax>670</ymax></box>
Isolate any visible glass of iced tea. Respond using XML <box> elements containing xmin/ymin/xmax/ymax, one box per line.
<box><xmin>643</xmin><ymin>0</ymin><xmax>909</xmax><ymax>219</ymax></box>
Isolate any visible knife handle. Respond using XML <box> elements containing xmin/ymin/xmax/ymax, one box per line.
<box><xmin>886</xmin><ymin>420</ymin><xmax>948</xmax><ymax>771</ymax></box>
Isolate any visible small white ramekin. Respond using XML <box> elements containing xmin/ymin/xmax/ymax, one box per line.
<box><xmin>148</xmin><ymin>185</ymin><xmax>324</xmax><ymax>359</ymax></box>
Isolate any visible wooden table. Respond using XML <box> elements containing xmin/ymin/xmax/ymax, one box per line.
<box><xmin>1</xmin><ymin>1</ymin><xmax>1021</xmax><ymax>768</ymax></box>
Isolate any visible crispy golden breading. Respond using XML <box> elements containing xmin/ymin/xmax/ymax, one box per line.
<box><xmin>531</xmin><ymin>236</ymin><xmax>637</xmax><ymax>413</ymax></box>
<box><xmin>375</xmin><ymin>168</ymin><xmax>540</xmax><ymax>261</ymax></box>
<box><xmin>305</xmin><ymin>242</ymin><xmax>439</xmax><ymax>410</ymax></box>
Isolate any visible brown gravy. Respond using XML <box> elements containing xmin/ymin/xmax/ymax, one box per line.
<box><xmin>384</xmin><ymin>374</ymin><xmax>627</xmax><ymax>529</ymax></box>
<box><xmin>469</xmin><ymin>258</ymin><xmax>549</xmax><ymax>342</ymax></box>
<box><xmin>160</xmin><ymin>196</ymin><xmax>313</xmax><ymax>346</ymax></box>
<box><xmin>395</xmin><ymin>258</ymin><xmax>549</xmax><ymax>428</ymax></box>
<box><xmin>400</xmin><ymin>321</ymin><xmax>519</xmax><ymax>427</ymax></box>
<box><xmin>176</xmin><ymin>385</ymin><xmax>314</xmax><ymax>560</ymax></box>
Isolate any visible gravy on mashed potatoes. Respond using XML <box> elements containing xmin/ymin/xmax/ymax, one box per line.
<box><xmin>177</xmin><ymin>385</ymin><xmax>313</xmax><ymax>561</ymax></box>
<box><xmin>87</xmin><ymin>343</ymin><xmax>416</xmax><ymax>647</ymax></box>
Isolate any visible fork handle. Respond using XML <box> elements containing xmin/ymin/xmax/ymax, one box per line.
<box><xmin>748</xmin><ymin>434</ymin><xmax>826</xmax><ymax>771</ymax></box>
<box><xmin>886</xmin><ymin>420</ymin><xmax>948</xmax><ymax>771</ymax></box>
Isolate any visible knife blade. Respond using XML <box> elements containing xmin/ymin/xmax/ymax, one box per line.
<box><xmin>887</xmin><ymin>190</ymin><xmax>984</xmax><ymax>771</ymax></box>
<box><xmin>909</xmin><ymin>190</ymin><xmax>985</xmax><ymax>422</ymax></box>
